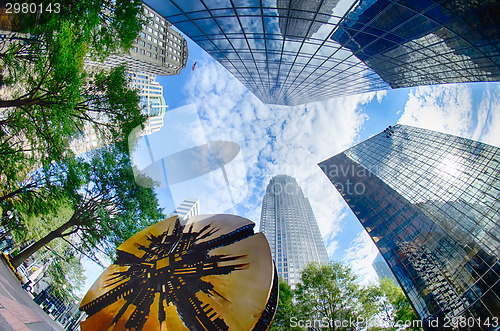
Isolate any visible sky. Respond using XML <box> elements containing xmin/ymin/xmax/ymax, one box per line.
<box><xmin>80</xmin><ymin>30</ymin><xmax>500</xmax><ymax>294</ymax></box>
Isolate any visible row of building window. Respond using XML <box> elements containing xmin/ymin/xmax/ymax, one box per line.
<box><xmin>133</xmin><ymin>47</ymin><xmax>182</xmax><ymax>64</ymax></box>
<box><xmin>136</xmin><ymin>38</ymin><xmax>183</xmax><ymax>57</ymax></box>
<box><xmin>144</xmin><ymin>7</ymin><xmax>164</xmax><ymax>25</ymax></box>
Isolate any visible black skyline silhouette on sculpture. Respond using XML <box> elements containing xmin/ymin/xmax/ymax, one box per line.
<box><xmin>80</xmin><ymin>218</ymin><xmax>255</xmax><ymax>330</ymax></box>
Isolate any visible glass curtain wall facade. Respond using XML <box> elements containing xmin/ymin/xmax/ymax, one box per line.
<box><xmin>143</xmin><ymin>0</ymin><xmax>500</xmax><ymax>106</ymax></box>
<box><xmin>319</xmin><ymin>125</ymin><xmax>499</xmax><ymax>329</ymax></box>
<box><xmin>260</xmin><ymin>175</ymin><xmax>329</xmax><ymax>287</ymax></box>
<box><xmin>332</xmin><ymin>0</ymin><xmax>500</xmax><ymax>88</ymax></box>
<box><xmin>373</xmin><ymin>252</ymin><xmax>398</xmax><ymax>283</ymax></box>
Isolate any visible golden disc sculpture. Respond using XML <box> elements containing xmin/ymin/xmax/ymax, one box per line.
<box><xmin>79</xmin><ymin>214</ymin><xmax>278</xmax><ymax>331</ymax></box>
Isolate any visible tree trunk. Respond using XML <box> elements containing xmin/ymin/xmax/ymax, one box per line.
<box><xmin>0</xmin><ymin>230</ymin><xmax>10</xmax><ymax>241</ymax></box>
<box><xmin>0</xmin><ymin>183</ymin><xmax>36</xmax><ymax>203</ymax></box>
<box><xmin>10</xmin><ymin>218</ymin><xmax>75</xmax><ymax>268</ymax></box>
<box><xmin>0</xmin><ymin>98</ymin><xmax>38</xmax><ymax>108</ymax></box>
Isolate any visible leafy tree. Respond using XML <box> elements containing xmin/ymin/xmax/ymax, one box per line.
<box><xmin>0</xmin><ymin>56</ymin><xmax>144</xmax><ymax>160</ymax></box>
<box><xmin>57</xmin><ymin>0</ymin><xmax>145</xmax><ymax>57</ymax></box>
<box><xmin>8</xmin><ymin>196</ymin><xmax>74</xmax><ymax>246</ymax></box>
<box><xmin>360</xmin><ymin>283</ymin><xmax>387</xmax><ymax>326</ymax></box>
<box><xmin>1</xmin><ymin>69</ymin><xmax>145</xmax><ymax>203</ymax></box>
<box><xmin>10</xmin><ymin>142</ymin><xmax>164</xmax><ymax>268</ymax></box>
<box><xmin>268</xmin><ymin>264</ymin><xmax>422</xmax><ymax>330</ymax></box>
<box><xmin>294</xmin><ymin>262</ymin><xmax>372</xmax><ymax>330</ymax></box>
<box><xmin>379</xmin><ymin>278</ymin><xmax>421</xmax><ymax>330</ymax></box>
<box><xmin>270</xmin><ymin>278</ymin><xmax>302</xmax><ymax>331</ymax></box>
<box><xmin>0</xmin><ymin>0</ymin><xmax>146</xmax><ymax>204</ymax></box>
<box><xmin>0</xmin><ymin>25</ymin><xmax>79</xmax><ymax>203</ymax></box>
<box><xmin>361</xmin><ymin>278</ymin><xmax>422</xmax><ymax>331</ymax></box>
<box><xmin>43</xmin><ymin>244</ymin><xmax>86</xmax><ymax>301</ymax></box>
<box><xmin>4</xmin><ymin>0</ymin><xmax>144</xmax><ymax>58</ymax></box>
<box><xmin>24</xmin><ymin>238</ymin><xmax>86</xmax><ymax>302</ymax></box>
<box><xmin>0</xmin><ymin>62</ymin><xmax>145</xmax><ymax>205</ymax></box>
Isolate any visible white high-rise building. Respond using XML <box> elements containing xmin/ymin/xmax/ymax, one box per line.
<box><xmin>260</xmin><ymin>175</ymin><xmax>329</xmax><ymax>286</ymax></box>
<box><xmin>70</xmin><ymin>72</ymin><xmax>167</xmax><ymax>154</ymax></box>
<box><xmin>171</xmin><ymin>198</ymin><xmax>200</xmax><ymax>222</ymax></box>
<box><xmin>128</xmin><ymin>71</ymin><xmax>167</xmax><ymax>136</ymax></box>
<box><xmin>86</xmin><ymin>4</ymin><xmax>187</xmax><ymax>76</ymax></box>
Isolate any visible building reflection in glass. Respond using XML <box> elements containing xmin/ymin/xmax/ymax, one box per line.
<box><xmin>332</xmin><ymin>0</ymin><xmax>500</xmax><ymax>88</ymax></box>
<box><xmin>277</xmin><ymin>0</ymin><xmax>340</xmax><ymax>40</ymax></box>
<box><xmin>320</xmin><ymin>125</ymin><xmax>499</xmax><ymax>328</ymax></box>
<box><xmin>143</xmin><ymin>0</ymin><xmax>388</xmax><ymax>105</ymax></box>
<box><xmin>144</xmin><ymin>0</ymin><xmax>499</xmax><ymax>106</ymax></box>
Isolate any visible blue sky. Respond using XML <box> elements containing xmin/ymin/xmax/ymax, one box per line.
<box><xmin>80</xmin><ymin>30</ymin><xmax>500</xmax><ymax>294</ymax></box>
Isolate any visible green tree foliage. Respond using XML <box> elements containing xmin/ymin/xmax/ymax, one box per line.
<box><xmin>10</xmin><ymin>142</ymin><xmax>164</xmax><ymax>268</ymax></box>
<box><xmin>0</xmin><ymin>0</ymin><xmax>145</xmax><ymax>205</ymax></box>
<box><xmin>294</xmin><ymin>262</ymin><xmax>368</xmax><ymax>330</ymax></box>
<box><xmin>0</xmin><ymin>64</ymin><xmax>145</xmax><ymax>207</ymax></box>
<box><xmin>0</xmin><ymin>0</ymin><xmax>155</xmax><ymax>299</ymax></box>
<box><xmin>6</xmin><ymin>0</ymin><xmax>144</xmax><ymax>57</ymax></box>
<box><xmin>269</xmin><ymin>278</ymin><xmax>302</xmax><ymax>331</ymax></box>
<box><xmin>0</xmin><ymin>22</ymin><xmax>86</xmax><ymax>201</ymax></box>
<box><xmin>26</xmin><ymin>239</ymin><xmax>86</xmax><ymax>302</ymax></box>
<box><xmin>9</xmin><ymin>200</ymin><xmax>74</xmax><ymax>246</ymax></box>
<box><xmin>278</xmin><ymin>263</ymin><xmax>422</xmax><ymax>330</ymax></box>
<box><xmin>373</xmin><ymin>278</ymin><xmax>422</xmax><ymax>330</ymax></box>
<box><xmin>359</xmin><ymin>283</ymin><xmax>387</xmax><ymax>325</ymax></box>
<box><xmin>46</xmin><ymin>252</ymin><xmax>85</xmax><ymax>301</ymax></box>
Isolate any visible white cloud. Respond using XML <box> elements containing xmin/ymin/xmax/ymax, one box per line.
<box><xmin>397</xmin><ymin>83</ymin><xmax>500</xmax><ymax>147</ymax></box>
<box><xmin>183</xmin><ymin>56</ymin><xmax>380</xmax><ymax>256</ymax></box>
<box><xmin>342</xmin><ymin>231</ymin><xmax>379</xmax><ymax>285</ymax></box>
<box><xmin>482</xmin><ymin>106</ymin><xmax>500</xmax><ymax>147</ymax></box>
<box><xmin>398</xmin><ymin>84</ymin><xmax>474</xmax><ymax>138</ymax></box>
<box><xmin>476</xmin><ymin>84</ymin><xmax>500</xmax><ymax>147</ymax></box>
<box><xmin>324</xmin><ymin>222</ymin><xmax>345</xmax><ymax>260</ymax></box>
<box><xmin>376</xmin><ymin>90</ymin><xmax>387</xmax><ymax>103</ymax></box>
<box><xmin>472</xmin><ymin>88</ymin><xmax>490</xmax><ymax>142</ymax></box>
<box><xmin>326</xmin><ymin>240</ymin><xmax>339</xmax><ymax>259</ymax></box>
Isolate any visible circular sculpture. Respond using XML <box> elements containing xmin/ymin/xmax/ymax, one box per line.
<box><xmin>79</xmin><ymin>214</ymin><xmax>278</xmax><ymax>330</ymax></box>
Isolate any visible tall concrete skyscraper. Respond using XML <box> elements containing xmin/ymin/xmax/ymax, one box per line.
<box><xmin>143</xmin><ymin>0</ymin><xmax>499</xmax><ymax>105</ymax></box>
<box><xmin>320</xmin><ymin>125</ymin><xmax>499</xmax><ymax>328</ymax></box>
<box><xmin>260</xmin><ymin>175</ymin><xmax>329</xmax><ymax>287</ymax></box>
<box><xmin>86</xmin><ymin>3</ymin><xmax>187</xmax><ymax>76</ymax></box>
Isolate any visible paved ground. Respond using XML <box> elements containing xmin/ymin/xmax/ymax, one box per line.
<box><xmin>0</xmin><ymin>258</ymin><xmax>64</xmax><ymax>331</ymax></box>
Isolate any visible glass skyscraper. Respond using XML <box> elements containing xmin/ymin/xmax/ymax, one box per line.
<box><xmin>373</xmin><ymin>252</ymin><xmax>398</xmax><ymax>283</ymax></box>
<box><xmin>331</xmin><ymin>0</ymin><xmax>500</xmax><ymax>89</ymax></box>
<box><xmin>143</xmin><ymin>0</ymin><xmax>500</xmax><ymax>105</ymax></box>
<box><xmin>259</xmin><ymin>175</ymin><xmax>329</xmax><ymax>286</ymax></box>
<box><xmin>319</xmin><ymin>125</ymin><xmax>499</xmax><ymax>329</ymax></box>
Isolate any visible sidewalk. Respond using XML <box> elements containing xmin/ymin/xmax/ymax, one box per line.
<box><xmin>0</xmin><ymin>258</ymin><xmax>64</xmax><ymax>331</ymax></box>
